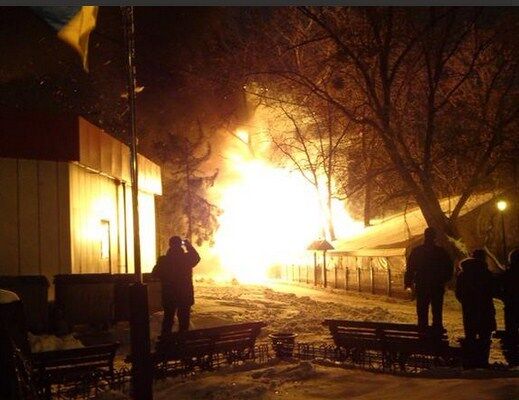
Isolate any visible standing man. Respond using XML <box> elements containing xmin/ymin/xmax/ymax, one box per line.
<box><xmin>503</xmin><ymin>249</ymin><xmax>519</xmax><ymax>341</ymax></box>
<box><xmin>501</xmin><ymin>248</ymin><xmax>519</xmax><ymax>366</ymax></box>
<box><xmin>405</xmin><ymin>227</ymin><xmax>453</xmax><ymax>333</ymax></box>
<box><xmin>152</xmin><ymin>236</ymin><xmax>200</xmax><ymax>337</ymax></box>
<box><xmin>455</xmin><ymin>249</ymin><xmax>496</xmax><ymax>368</ymax></box>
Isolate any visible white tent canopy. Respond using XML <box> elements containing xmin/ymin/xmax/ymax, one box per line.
<box><xmin>331</xmin><ymin>193</ymin><xmax>495</xmax><ymax>258</ymax></box>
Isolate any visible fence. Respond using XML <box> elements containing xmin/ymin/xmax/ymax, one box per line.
<box><xmin>54</xmin><ymin>273</ymin><xmax>163</xmax><ymax>328</ymax></box>
<box><xmin>280</xmin><ymin>254</ymin><xmax>411</xmax><ymax>299</ymax></box>
<box><xmin>0</xmin><ymin>275</ymin><xmax>50</xmax><ymax>333</ymax></box>
<box><xmin>0</xmin><ymin>273</ymin><xmax>163</xmax><ymax>333</ymax></box>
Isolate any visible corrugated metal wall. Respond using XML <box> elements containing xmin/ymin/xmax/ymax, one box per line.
<box><xmin>0</xmin><ymin>116</ymin><xmax>161</xmax><ymax>280</ymax></box>
<box><xmin>119</xmin><ymin>189</ymin><xmax>158</xmax><ymax>273</ymax></box>
<box><xmin>68</xmin><ymin>163</ymin><xmax>157</xmax><ymax>275</ymax></box>
<box><xmin>69</xmin><ymin>163</ymin><xmax>119</xmax><ymax>274</ymax></box>
<box><xmin>0</xmin><ymin>157</ymin><xmax>71</xmax><ymax>278</ymax></box>
<box><xmin>78</xmin><ymin>118</ymin><xmax>162</xmax><ymax>195</ymax></box>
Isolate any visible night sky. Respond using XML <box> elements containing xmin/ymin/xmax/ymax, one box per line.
<box><xmin>0</xmin><ymin>7</ymin><xmax>246</xmax><ymax>159</ymax></box>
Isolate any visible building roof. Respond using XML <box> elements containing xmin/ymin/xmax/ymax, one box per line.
<box><xmin>0</xmin><ymin>109</ymin><xmax>161</xmax><ymax>195</ymax></box>
<box><xmin>331</xmin><ymin>193</ymin><xmax>495</xmax><ymax>257</ymax></box>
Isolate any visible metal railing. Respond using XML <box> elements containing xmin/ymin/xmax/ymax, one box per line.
<box><xmin>280</xmin><ymin>262</ymin><xmax>412</xmax><ymax>299</ymax></box>
<box><xmin>17</xmin><ymin>339</ymin><xmax>466</xmax><ymax>399</ymax></box>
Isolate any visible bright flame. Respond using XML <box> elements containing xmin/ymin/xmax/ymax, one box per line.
<box><xmin>236</xmin><ymin>129</ymin><xmax>249</xmax><ymax>143</ymax></box>
<box><xmin>213</xmin><ymin>158</ymin><xmax>363</xmax><ymax>283</ymax></box>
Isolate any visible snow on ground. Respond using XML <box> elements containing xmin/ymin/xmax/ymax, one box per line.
<box><xmin>102</xmin><ymin>281</ymin><xmax>517</xmax><ymax>399</ymax></box>
<box><xmin>0</xmin><ymin>288</ymin><xmax>20</xmax><ymax>303</ymax></box>
<box><xmin>148</xmin><ymin>281</ymin><xmax>503</xmax><ymax>359</ymax></box>
<box><xmin>113</xmin><ymin>281</ymin><xmax>418</xmax><ymax>356</ymax></box>
<box><xmin>28</xmin><ymin>332</ymin><xmax>84</xmax><ymax>353</ymax></box>
<box><xmin>151</xmin><ymin>360</ymin><xmax>519</xmax><ymax>400</ymax></box>
<box><xmin>190</xmin><ymin>282</ymin><xmax>409</xmax><ymax>341</ymax></box>
<box><xmin>99</xmin><ymin>360</ymin><xmax>519</xmax><ymax>400</ymax></box>
<box><xmin>111</xmin><ymin>280</ymin><xmax>507</xmax><ymax>361</ymax></box>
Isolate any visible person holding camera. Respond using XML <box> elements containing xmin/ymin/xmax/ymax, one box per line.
<box><xmin>152</xmin><ymin>235</ymin><xmax>200</xmax><ymax>337</ymax></box>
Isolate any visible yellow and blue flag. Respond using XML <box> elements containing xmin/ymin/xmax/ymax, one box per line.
<box><xmin>31</xmin><ymin>6</ymin><xmax>99</xmax><ymax>71</ymax></box>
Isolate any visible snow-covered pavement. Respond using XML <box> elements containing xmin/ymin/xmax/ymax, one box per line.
<box><xmin>149</xmin><ymin>360</ymin><xmax>519</xmax><ymax>400</ymax></box>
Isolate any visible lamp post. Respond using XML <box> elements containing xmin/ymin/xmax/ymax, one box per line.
<box><xmin>497</xmin><ymin>200</ymin><xmax>508</xmax><ymax>262</ymax></box>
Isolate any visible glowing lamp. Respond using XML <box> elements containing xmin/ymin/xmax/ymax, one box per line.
<box><xmin>497</xmin><ymin>200</ymin><xmax>508</xmax><ymax>212</ymax></box>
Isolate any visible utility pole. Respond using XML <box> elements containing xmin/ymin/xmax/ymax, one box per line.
<box><xmin>122</xmin><ymin>6</ymin><xmax>153</xmax><ymax>400</ymax></box>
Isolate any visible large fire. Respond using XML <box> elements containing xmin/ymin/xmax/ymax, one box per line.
<box><xmin>212</xmin><ymin>143</ymin><xmax>363</xmax><ymax>283</ymax></box>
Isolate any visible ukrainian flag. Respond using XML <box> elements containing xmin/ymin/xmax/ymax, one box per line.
<box><xmin>31</xmin><ymin>6</ymin><xmax>99</xmax><ymax>71</ymax></box>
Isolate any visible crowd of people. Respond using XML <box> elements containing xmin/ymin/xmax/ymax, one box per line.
<box><xmin>153</xmin><ymin>228</ymin><xmax>518</xmax><ymax>369</ymax></box>
<box><xmin>405</xmin><ymin>227</ymin><xmax>519</xmax><ymax>368</ymax></box>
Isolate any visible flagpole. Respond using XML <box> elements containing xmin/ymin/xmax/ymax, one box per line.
<box><xmin>122</xmin><ymin>6</ymin><xmax>153</xmax><ymax>400</ymax></box>
<box><xmin>124</xmin><ymin>6</ymin><xmax>142</xmax><ymax>282</ymax></box>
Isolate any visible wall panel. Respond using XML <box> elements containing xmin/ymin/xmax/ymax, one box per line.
<box><xmin>57</xmin><ymin>163</ymin><xmax>71</xmax><ymax>275</ymax></box>
<box><xmin>18</xmin><ymin>159</ymin><xmax>40</xmax><ymax>275</ymax></box>
<box><xmin>69</xmin><ymin>164</ymin><xmax>119</xmax><ymax>274</ymax></box>
<box><xmin>38</xmin><ymin>161</ymin><xmax>60</xmax><ymax>279</ymax></box>
<box><xmin>0</xmin><ymin>158</ymin><xmax>19</xmax><ymax>274</ymax></box>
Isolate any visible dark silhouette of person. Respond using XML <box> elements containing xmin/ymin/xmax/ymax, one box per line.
<box><xmin>455</xmin><ymin>249</ymin><xmax>496</xmax><ymax>368</ymax></box>
<box><xmin>500</xmin><ymin>248</ymin><xmax>519</xmax><ymax>366</ymax></box>
<box><xmin>503</xmin><ymin>249</ymin><xmax>519</xmax><ymax>339</ymax></box>
<box><xmin>405</xmin><ymin>227</ymin><xmax>453</xmax><ymax>333</ymax></box>
<box><xmin>152</xmin><ymin>236</ymin><xmax>200</xmax><ymax>337</ymax></box>
<box><xmin>0</xmin><ymin>289</ymin><xmax>33</xmax><ymax>399</ymax></box>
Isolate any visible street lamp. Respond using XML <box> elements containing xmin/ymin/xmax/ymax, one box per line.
<box><xmin>497</xmin><ymin>200</ymin><xmax>508</xmax><ymax>212</ymax></box>
<box><xmin>496</xmin><ymin>200</ymin><xmax>508</xmax><ymax>262</ymax></box>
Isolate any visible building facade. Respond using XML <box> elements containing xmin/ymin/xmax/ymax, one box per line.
<box><xmin>0</xmin><ymin>111</ymin><xmax>162</xmax><ymax>281</ymax></box>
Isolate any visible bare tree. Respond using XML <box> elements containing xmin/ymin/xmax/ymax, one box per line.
<box><xmin>257</xmin><ymin>98</ymin><xmax>350</xmax><ymax>240</ymax></box>
<box><xmin>238</xmin><ymin>7</ymin><xmax>518</xmax><ymax>254</ymax></box>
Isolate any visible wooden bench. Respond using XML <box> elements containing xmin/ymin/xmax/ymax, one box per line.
<box><xmin>323</xmin><ymin>319</ymin><xmax>461</xmax><ymax>371</ymax></box>
<box><xmin>153</xmin><ymin>322</ymin><xmax>266</xmax><ymax>372</ymax></box>
<box><xmin>32</xmin><ymin>342</ymin><xmax>119</xmax><ymax>399</ymax></box>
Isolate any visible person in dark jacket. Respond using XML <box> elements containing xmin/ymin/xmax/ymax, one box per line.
<box><xmin>503</xmin><ymin>248</ymin><xmax>519</xmax><ymax>341</ymax></box>
<box><xmin>455</xmin><ymin>249</ymin><xmax>496</xmax><ymax>368</ymax></box>
<box><xmin>152</xmin><ymin>236</ymin><xmax>200</xmax><ymax>336</ymax></box>
<box><xmin>500</xmin><ymin>248</ymin><xmax>519</xmax><ymax>366</ymax></box>
<box><xmin>405</xmin><ymin>227</ymin><xmax>453</xmax><ymax>333</ymax></box>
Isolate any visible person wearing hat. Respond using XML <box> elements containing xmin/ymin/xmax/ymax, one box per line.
<box><xmin>152</xmin><ymin>236</ymin><xmax>200</xmax><ymax>337</ymax></box>
<box><xmin>455</xmin><ymin>249</ymin><xmax>496</xmax><ymax>368</ymax></box>
<box><xmin>405</xmin><ymin>227</ymin><xmax>453</xmax><ymax>333</ymax></box>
